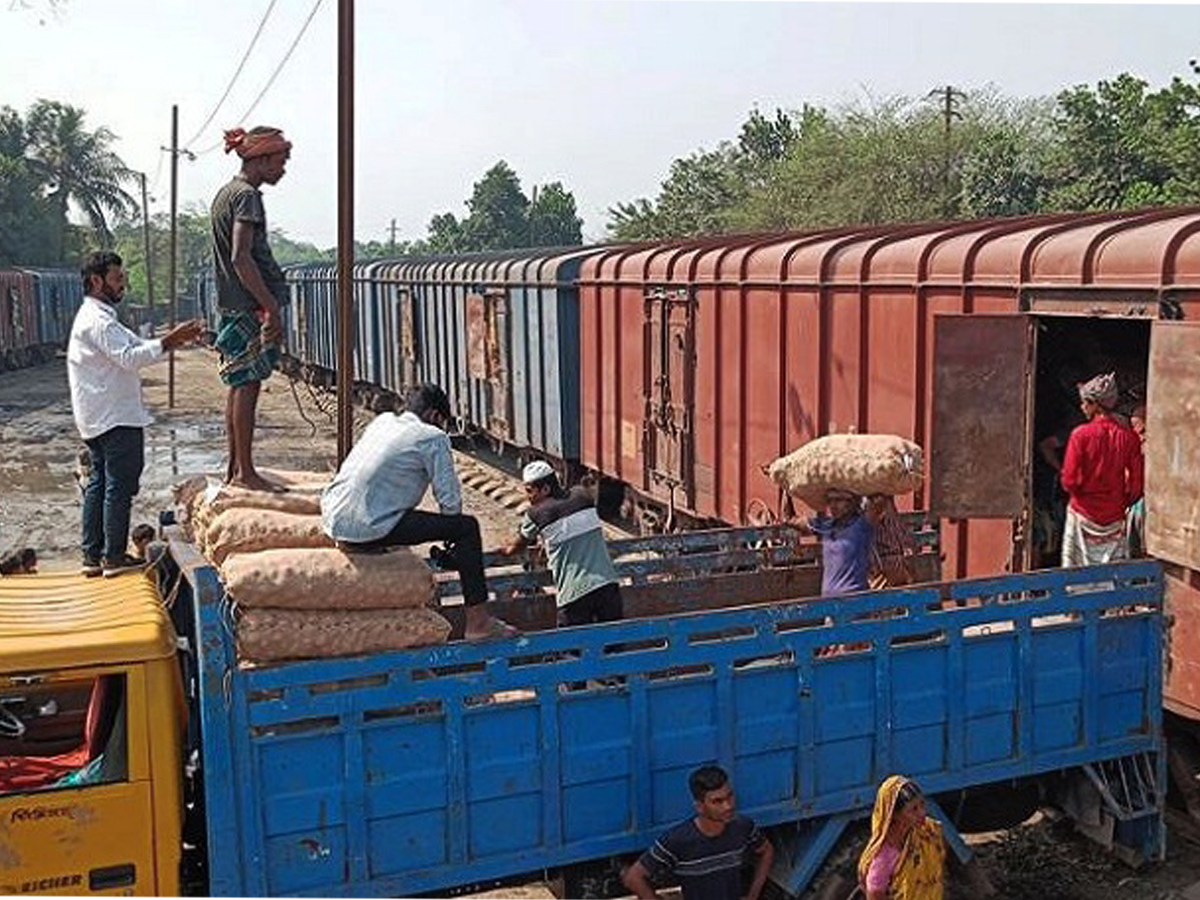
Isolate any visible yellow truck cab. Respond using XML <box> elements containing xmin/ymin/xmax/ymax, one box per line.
<box><xmin>0</xmin><ymin>573</ymin><xmax>184</xmax><ymax>895</ymax></box>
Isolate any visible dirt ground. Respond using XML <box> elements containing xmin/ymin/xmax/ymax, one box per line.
<box><xmin>2</xmin><ymin>352</ymin><xmax>1199</xmax><ymax>899</ymax></box>
<box><xmin>0</xmin><ymin>348</ymin><xmax>521</xmax><ymax>569</ymax></box>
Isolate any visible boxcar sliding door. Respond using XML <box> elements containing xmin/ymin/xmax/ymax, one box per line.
<box><xmin>929</xmin><ymin>314</ymin><xmax>1038</xmax><ymax>571</ymax></box>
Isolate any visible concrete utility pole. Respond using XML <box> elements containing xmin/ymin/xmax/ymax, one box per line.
<box><xmin>138</xmin><ymin>171</ymin><xmax>156</xmax><ymax>337</ymax></box>
<box><xmin>389</xmin><ymin>218</ymin><xmax>397</xmax><ymax>255</ymax></box>
<box><xmin>529</xmin><ymin>184</ymin><xmax>538</xmax><ymax>248</ymax></box>
<box><xmin>927</xmin><ymin>85</ymin><xmax>965</xmax><ymax>219</ymax></box>
<box><xmin>168</xmin><ymin>104</ymin><xmax>179</xmax><ymax>407</ymax></box>
<box><xmin>336</xmin><ymin>0</ymin><xmax>355</xmax><ymax>464</ymax></box>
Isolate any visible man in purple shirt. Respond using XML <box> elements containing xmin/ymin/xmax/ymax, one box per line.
<box><xmin>807</xmin><ymin>489</ymin><xmax>882</xmax><ymax>596</ymax></box>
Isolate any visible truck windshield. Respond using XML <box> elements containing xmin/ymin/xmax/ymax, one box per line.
<box><xmin>0</xmin><ymin>674</ymin><xmax>128</xmax><ymax>796</ymax></box>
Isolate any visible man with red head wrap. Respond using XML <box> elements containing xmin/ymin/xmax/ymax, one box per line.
<box><xmin>209</xmin><ymin>125</ymin><xmax>293</xmax><ymax>492</ymax></box>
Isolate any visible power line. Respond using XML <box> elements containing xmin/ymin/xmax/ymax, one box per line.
<box><xmin>238</xmin><ymin>0</ymin><xmax>325</xmax><ymax>124</ymax></box>
<box><xmin>191</xmin><ymin>0</ymin><xmax>325</xmax><ymax>158</ymax></box>
<box><xmin>183</xmin><ymin>0</ymin><xmax>279</xmax><ymax>150</ymax></box>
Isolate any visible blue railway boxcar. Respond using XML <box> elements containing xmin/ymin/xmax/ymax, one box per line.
<box><xmin>23</xmin><ymin>267</ymin><xmax>83</xmax><ymax>354</ymax></box>
<box><xmin>375</xmin><ymin>247</ymin><xmax>606</xmax><ymax>462</ymax></box>
<box><xmin>280</xmin><ymin>248</ymin><xmax>604</xmax><ymax>465</ymax></box>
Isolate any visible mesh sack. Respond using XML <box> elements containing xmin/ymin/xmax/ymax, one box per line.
<box><xmin>237</xmin><ymin>606</ymin><xmax>452</xmax><ymax>662</ymax></box>
<box><xmin>768</xmin><ymin>434</ymin><xmax>923</xmax><ymax>511</ymax></box>
<box><xmin>221</xmin><ymin>547</ymin><xmax>436</xmax><ymax>610</ymax></box>
<box><xmin>205</xmin><ymin>509</ymin><xmax>334</xmax><ymax>565</ymax></box>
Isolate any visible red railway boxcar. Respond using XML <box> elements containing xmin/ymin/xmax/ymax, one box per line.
<box><xmin>0</xmin><ymin>269</ymin><xmax>39</xmax><ymax>369</ymax></box>
<box><xmin>578</xmin><ymin>206</ymin><xmax>1200</xmax><ymax>719</ymax></box>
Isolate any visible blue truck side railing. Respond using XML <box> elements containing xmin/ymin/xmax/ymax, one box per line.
<box><xmin>167</xmin><ymin>529</ymin><xmax>1163</xmax><ymax>898</ymax></box>
<box><xmin>432</xmin><ymin>521</ymin><xmax>941</xmax><ymax>636</ymax></box>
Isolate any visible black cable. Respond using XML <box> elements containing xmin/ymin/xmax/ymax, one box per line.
<box><xmin>191</xmin><ymin>0</ymin><xmax>325</xmax><ymax>157</ymax></box>
<box><xmin>183</xmin><ymin>0</ymin><xmax>280</xmax><ymax>151</ymax></box>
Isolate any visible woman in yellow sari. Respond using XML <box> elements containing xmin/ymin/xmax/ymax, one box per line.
<box><xmin>857</xmin><ymin>776</ymin><xmax>945</xmax><ymax>900</ymax></box>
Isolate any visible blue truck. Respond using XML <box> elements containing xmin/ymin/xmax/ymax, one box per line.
<box><xmin>149</xmin><ymin>522</ymin><xmax>1165</xmax><ymax>897</ymax></box>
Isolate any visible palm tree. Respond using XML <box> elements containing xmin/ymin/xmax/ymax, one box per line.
<box><xmin>23</xmin><ymin>100</ymin><xmax>136</xmax><ymax>261</ymax></box>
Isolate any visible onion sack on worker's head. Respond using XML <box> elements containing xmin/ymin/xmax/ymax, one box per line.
<box><xmin>767</xmin><ymin>433</ymin><xmax>923</xmax><ymax>511</ymax></box>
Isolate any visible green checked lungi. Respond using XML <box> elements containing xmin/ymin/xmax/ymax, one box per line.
<box><xmin>215</xmin><ymin>310</ymin><xmax>280</xmax><ymax>387</ymax></box>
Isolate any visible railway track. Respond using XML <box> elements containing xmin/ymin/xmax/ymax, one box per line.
<box><xmin>452</xmin><ymin>449</ymin><xmax>633</xmax><ymax>541</ymax></box>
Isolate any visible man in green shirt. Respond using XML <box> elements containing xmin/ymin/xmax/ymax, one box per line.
<box><xmin>500</xmin><ymin>461</ymin><xmax>622</xmax><ymax>626</ymax></box>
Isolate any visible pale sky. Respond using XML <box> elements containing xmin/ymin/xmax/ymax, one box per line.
<box><xmin>5</xmin><ymin>1</ymin><xmax>1200</xmax><ymax>248</ymax></box>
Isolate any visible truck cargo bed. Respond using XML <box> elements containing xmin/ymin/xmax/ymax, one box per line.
<box><xmin>166</xmin><ymin>531</ymin><xmax>1164</xmax><ymax>897</ymax></box>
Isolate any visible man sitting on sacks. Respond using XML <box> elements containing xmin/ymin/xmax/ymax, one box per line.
<box><xmin>320</xmin><ymin>383</ymin><xmax>518</xmax><ymax>641</ymax></box>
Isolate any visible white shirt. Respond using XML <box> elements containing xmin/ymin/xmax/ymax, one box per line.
<box><xmin>67</xmin><ymin>295</ymin><xmax>165</xmax><ymax>440</ymax></box>
<box><xmin>321</xmin><ymin>411</ymin><xmax>462</xmax><ymax>542</ymax></box>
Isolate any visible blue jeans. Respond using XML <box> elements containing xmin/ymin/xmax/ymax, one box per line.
<box><xmin>81</xmin><ymin>426</ymin><xmax>145</xmax><ymax>562</ymax></box>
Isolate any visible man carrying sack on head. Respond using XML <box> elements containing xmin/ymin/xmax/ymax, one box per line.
<box><xmin>1060</xmin><ymin>372</ymin><xmax>1143</xmax><ymax>567</ymax></box>
<box><xmin>210</xmin><ymin>125</ymin><xmax>293</xmax><ymax>493</ymax></box>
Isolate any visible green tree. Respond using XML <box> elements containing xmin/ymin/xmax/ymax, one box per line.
<box><xmin>427</xmin><ymin>212</ymin><xmax>465</xmax><ymax>253</ymax></box>
<box><xmin>0</xmin><ymin>109</ymin><xmax>57</xmax><ymax>264</ymax></box>
<box><xmin>423</xmin><ymin>161</ymin><xmax>582</xmax><ymax>251</ymax></box>
<box><xmin>609</xmin><ymin>143</ymin><xmax>747</xmax><ymax>240</ymax></box>
<box><xmin>1042</xmin><ymin>73</ymin><xmax>1200</xmax><ymax>211</ymax></box>
<box><xmin>22</xmin><ymin>99</ymin><xmax>136</xmax><ymax>260</ymax></box>
<box><xmin>528</xmin><ymin>181</ymin><xmax>582</xmax><ymax>247</ymax></box>
<box><xmin>112</xmin><ymin>206</ymin><xmax>210</xmax><ymax>307</ymax></box>
<box><xmin>608</xmin><ymin>90</ymin><xmax>1061</xmax><ymax>239</ymax></box>
<box><xmin>737</xmin><ymin>106</ymin><xmax>799</xmax><ymax>170</ymax></box>
<box><xmin>270</xmin><ymin>229</ymin><xmax>335</xmax><ymax>265</ymax></box>
<box><xmin>958</xmin><ymin>97</ymin><xmax>1054</xmax><ymax>218</ymax></box>
<box><xmin>462</xmin><ymin>161</ymin><xmax>530</xmax><ymax>250</ymax></box>
<box><xmin>608</xmin><ymin>107</ymin><xmax>801</xmax><ymax>240</ymax></box>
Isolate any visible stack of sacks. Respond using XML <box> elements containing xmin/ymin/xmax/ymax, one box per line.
<box><xmin>176</xmin><ymin>468</ymin><xmax>329</xmax><ymax>546</ymax></box>
<box><xmin>222</xmin><ymin>548</ymin><xmax>449</xmax><ymax>663</ymax></box>
<box><xmin>768</xmin><ymin>434</ymin><xmax>923</xmax><ymax>512</ymax></box>
<box><xmin>173</xmin><ymin>470</ymin><xmax>453</xmax><ymax>663</ymax></box>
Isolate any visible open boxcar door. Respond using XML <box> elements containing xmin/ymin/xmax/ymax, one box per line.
<box><xmin>1144</xmin><ymin>321</ymin><xmax>1200</xmax><ymax>569</ymax></box>
<box><xmin>930</xmin><ymin>314</ymin><xmax>1037</xmax><ymax>568</ymax></box>
<box><xmin>1144</xmin><ymin>320</ymin><xmax>1200</xmax><ymax>721</ymax></box>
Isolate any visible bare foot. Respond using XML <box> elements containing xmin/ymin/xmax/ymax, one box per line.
<box><xmin>228</xmin><ymin>473</ymin><xmax>287</xmax><ymax>493</ymax></box>
<box><xmin>463</xmin><ymin>610</ymin><xmax>519</xmax><ymax>641</ymax></box>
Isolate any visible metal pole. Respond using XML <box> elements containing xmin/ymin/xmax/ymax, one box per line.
<box><xmin>168</xmin><ymin>104</ymin><xmax>179</xmax><ymax>407</ymax></box>
<box><xmin>139</xmin><ymin>172</ymin><xmax>156</xmax><ymax>337</ymax></box>
<box><xmin>336</xmin><ymin>0</ymin><xmax>355</xmax><ymax>463</ymax></box>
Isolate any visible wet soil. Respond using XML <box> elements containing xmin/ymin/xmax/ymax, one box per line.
<box><xmin>0</xmin><ymin>349</ymin><xmax>521</xmax><ymax>569</ymax></box>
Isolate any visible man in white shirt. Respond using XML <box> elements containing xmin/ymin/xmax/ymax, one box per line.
<box><xmin>68</xmin><ymin>251</ymin><xmax>203</xmax><ymax>577</ymax></box>
<box><xmin>321</xmin><ymin>383</ymin><xmax>517</xmax><ymax>641</ymax></box>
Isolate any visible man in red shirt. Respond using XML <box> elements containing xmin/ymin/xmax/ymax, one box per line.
<box><xmin>1060</xmin><ymin>372</ymin><xmax>1144</xmax><ymax>567</ymax></box>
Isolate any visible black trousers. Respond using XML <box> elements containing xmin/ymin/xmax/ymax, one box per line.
<box><xmin>343</xmin><ymin>510</ymin><xmax>488</xmax><ymax>607</ymax></box>
<box><xmin>558</xmin><ymin>581</ymin><xmax>623</xmax><ymax>627</ymax></box>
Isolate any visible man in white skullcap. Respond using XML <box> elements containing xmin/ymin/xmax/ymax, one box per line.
<box><xmin>500</xmin><ymin>460</ymin><xmax>623</xmax><ymax>627</ymax></box>
<box><xmin>1059</xmin><ymin>372</ymin><xmax>1144</xmax><ymax>567</ymax></box>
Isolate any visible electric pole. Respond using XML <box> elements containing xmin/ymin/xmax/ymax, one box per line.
<box><xmin>168</xmin><ymin>104</ymin><xmax>179</xmax><ymax>408</ymax></box>
<box><xmin>138</xmin><ymin>171</ymin><xmax>156</xmax><ymax>337</ymax></box>
<box><xmin>927</xmin><ymin>85</ymin><xmax>965</xmax><ymax>219</ymax></box>
<box><xmin>336</xmin><ymin>0</ymin><xmax>356</xmax><ymax>464</ymax></box>
<box><xmin>529</xmin><ymin>184</ymin><xmax>538</xmax><ymax>248</ymax></box>
<box><xmin>389</xmin><ymin>218</ymin><xmax>397</xmax><ymax>255</ymax></box>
